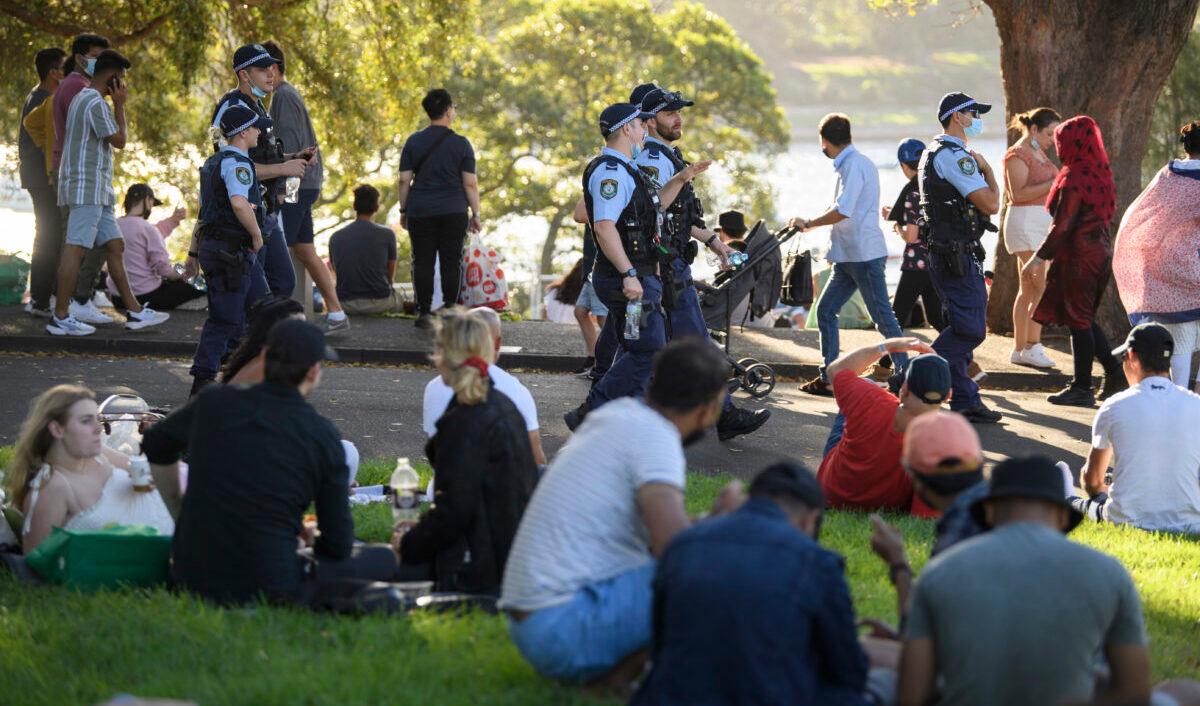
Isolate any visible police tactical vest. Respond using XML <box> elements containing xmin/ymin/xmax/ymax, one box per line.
<box><xmin>211</xmin><ymin>90</ymin><xmax>285</xmax><ymax>210</ymax></box>
<box><xmin>918</xmin><ymin>137</ymin><xmax>984</xmax><ymax>246</ymax></box>
<box><xmin>199</xmin><ymin>149</ymin><xmax>263</xmax><ymax>243</ymax></box>
<box><xmin>643</xmin><ymin>142</ymin><xmax>704</xmax><ymax>255</ymax></box>
<box><xmin>583</xmin><ymin>154</ymin><xmax>663</xmax><ymax>277</ymax></box>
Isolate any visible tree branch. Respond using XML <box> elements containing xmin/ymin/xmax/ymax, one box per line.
<box><xmin>0</xmin><ymin>2</ymin><xmax>170</xmax><ymax>44</ymax></box>
<box><xmin>480</xmin><ymin>152</ymin><xmax>534</xmax><ymax>197</ymax></box>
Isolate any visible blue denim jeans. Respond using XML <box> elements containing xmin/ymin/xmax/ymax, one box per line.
<box><xmin>823</xmin><ymin>412</ymin><xmax>846</xmax><ymax>458</ymax></box>
<box><xmin>507</xmin><ymin>563</ymin><xmax>655</xmax><ymax>683</ymax></box>
<box><xmin>817</xmin><ymin>257</ymin><xmax>907</xmax><ymax>381</ymax></box>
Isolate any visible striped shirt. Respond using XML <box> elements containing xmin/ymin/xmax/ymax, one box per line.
<box><xmin>498</xmin><ymin>398</ymin><xmax>685</xmax><ymax>611</ymax></box>
<box><xmin>57</xmin><ymin>88</ymin><xmax>118</xmax><ymax>207</ymax></box>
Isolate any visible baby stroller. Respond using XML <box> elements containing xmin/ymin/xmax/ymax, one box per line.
<box><xmin>697</xmin><ymin>222</ymin><xmax>800</xmax><ymax>400</ymax></box>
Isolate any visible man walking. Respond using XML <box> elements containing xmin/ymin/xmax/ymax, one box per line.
<box><xmin>20</xmin><ymin>47</ymin><xmax>66</xmax><ymax>318</ymax></box>
<box><xmin>790</xmin><ymin>113</ymin><xmax>908</xmax><ymax>396</ymax></box>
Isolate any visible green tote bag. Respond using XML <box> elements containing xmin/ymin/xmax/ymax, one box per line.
<box><xmin>25</xmin><ymin>525</ymin><xmax>171</xmax><ymax>592</ymax></box>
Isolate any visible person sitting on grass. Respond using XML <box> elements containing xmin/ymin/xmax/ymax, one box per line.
<box><xmin>818</xmin><ymin>338</ymin><xmax>950</xmax><ymax>517</ymax></box>
<box><xmin>392</xmin><ymin>309</ymin><xmax>540</xmax><ymax>594</ymax></box>
<box><xmin>1068</xmin><ymin>323</ymin><xmax>1200</xmax><ymax>535</ymax></box>
<box><xmin>632</xmin><ymin>462</ymin><xmax>894</xmax><ymax>706</ymax></box>
<box><xmin>423</xmin><ymin>306</ymin><xmax>546</xmax><ymax>465</ymax></box>
<box><xmin>898</xmin><ymin>455</ymin><xmax>1152</xmax><ymax>706</ymax></box>
<box><xmin>143</xmin><ymin>320</ymin><xmax>395</xmax><ymax>608</ymax></box>
<box><xmin>6</xmin><ymin>384</ymin><xmax>173</xmax><ymax>553</ymax></box>
<box><xmin>499</xmin><ymin>339</ymin><xmax>745</xmax><ymax>685</ymax></box>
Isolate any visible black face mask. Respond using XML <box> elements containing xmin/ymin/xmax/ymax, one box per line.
<box><xmin>913</xmin><ymin>469</ymin><xmax>984</xmax><ymax>497</ymax></box>
<box><xmin>821</xmin><ymin>146</ymin><xmax>832</xmax><ymax>159</ymax></box>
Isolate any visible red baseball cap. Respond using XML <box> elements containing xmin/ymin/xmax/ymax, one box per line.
<box><xmin>903</xmin><ymin>411</ymin><xmax>982</xmax><ymax>474</ymax></box>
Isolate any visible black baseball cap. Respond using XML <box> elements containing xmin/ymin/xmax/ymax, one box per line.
<box><xmin>904</xmin><ymin>353</ymin><xmax>952</xmax><ymax>405</ymax></box>
<box><xmin>219</xmin><ymin>104</ymin><xmax>272</xmax><ymax>138</ymax></box>
<box><xmin>232</xmin><ymin>43</ymin><xmax>279</xmax><ymax>72</ymax></box>
<box><xmin>629</xmin><ymin>82</ymin><xmax>661</xmax><ymax>105</ymax></box>
<box><xmin>640</xmin><ymin>87</ymin><xmax>694</xmax><ymax>115</ymax></box>
<box><xmin>599</xmin><ymin>103</ymin><xmax>654</xmax><ymax>138</ymax></box>
<box><xmin>970</xmin><ymin>455</ymin><xmax>1083</xmax><ymax>533</ymax></box>
<box><xmin>1112</xmin><ymin>322</ymin><xmax>1174</xmax><ymax>362</ymax></box>
<box><xmin>266</xmin><ymin>319</ymin><xmax>338</xmax><ymax>369</ymax></box>
<box><xmin>748</xmin><ymin>461</ymin><xmax>824</xmax><ymax>510</ymax></box>
<box><xmin>123</xmin><ymin>183</ymin><xmax>162</xmax><ymax>210</ymax></box>
<box><xmin>937</xmin><ymin>92</ymin><xmax>992</xmax><ymax>123</ymax></box>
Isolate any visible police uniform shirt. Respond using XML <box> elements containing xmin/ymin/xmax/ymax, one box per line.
<box><xmin>635</xmin><ymin>136</ymin><xmax>676</xmax><ymax>189</ymax></box>
<box><xmin>221</xmin><ymin>146</ymin><xmax>256</xmax><ymax>200</ymax></box>
<box><xmin>930</xmin><ymin>135</ymin><xmax>988</xmax><ymax>198</ymax></box>
<box><xmin>588</xmin><ymin>147</ymin><xmax>639</xmax><ymax>223</ymax></box>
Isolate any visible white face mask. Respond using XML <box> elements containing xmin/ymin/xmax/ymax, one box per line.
<box><xmin>1030</xmin><ymin>135</ymin><xmax>1041</xmax><ymax>151</ymax></box>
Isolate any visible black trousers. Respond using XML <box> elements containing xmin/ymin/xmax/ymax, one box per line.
<box><xmin>409</xmin><ymin>212</ymin><xmax>468</xmax><ymax>315</ymax></box>
<box><xmin>1069</xmin><ymin>322</ymin><xmax>1120</xmax><ymax>390</ymax></box>
<box><xmin>26</xmin><ymin>186</ymin><xmax>62</xmax><ymax>308</ymax></box>
<box><xmin>289</xmin><ymin>543</ymin><xmax>400</xmax><ymax>612</ymax></box>
<box><xmin>893</xmin><ymin>268</ymin><xmax>945</xmax><ymax>331</ymax></box>
<box><xmin>113</xmin><ymin>279</ymin><xmax>206</xmax><ymax>311</ymax></box>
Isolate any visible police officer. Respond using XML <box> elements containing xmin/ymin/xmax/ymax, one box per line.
<box><xmin>636</xmin><ymin>85</ymin><xmax>771</xmax><ymax>440</ymax></box>
<box><xmin>186</xmin><ymin>105</ymin><xmax>272</xmax><ymax>395</ymax></box>
<box><xmin>186</xmin><ymin>44</ymin><xmax>311</xmax><ymax>298</ymax></box>
<box><xmin>917</xmin><ymin>92</ymin><xmax>1003</xmax><ymax>424</ymax></box>
<box><xmin>563</xmin><ymin>103</ymin><xmax>708</xmax><ymax>429</ymax></box>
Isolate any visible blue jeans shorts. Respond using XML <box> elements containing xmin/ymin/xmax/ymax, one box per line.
<box><xmin>66</xmin><ymin>204</ymin><xmax>122</xmax><ymax>249</ymax></box>
<box><xmin>574</xmin><ymin>278</ymin><xmax>609</xmax><ymax>317</ymax></box>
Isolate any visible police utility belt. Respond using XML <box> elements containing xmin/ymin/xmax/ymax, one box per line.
<box><xmin>196</xmin><ymin>223</ymin><xmax>253</xmax><ymax>291</ymax></box>
<box><xmin>924</xmin><ymin>201</ymin><xmax>995</xmax><ymax>278</ymax></box>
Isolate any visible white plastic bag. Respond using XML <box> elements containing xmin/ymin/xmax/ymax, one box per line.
<box><xmin>458</xmin><ymin>233</ymin><xmax>509</xmax><ymax>310</ymax></box>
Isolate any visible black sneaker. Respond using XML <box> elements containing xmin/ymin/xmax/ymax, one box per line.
<box><xmin>564</xmin><ymin>402</ymin><xmax>589</xmax><ymax>432</ymax></box>
<box><xmin>572</xmin><ymin>357</ymin><xmax>595</xmax><ymax>376</ymax></box>
<box><xmin>959</xmin><ymin>405</ymin><xmax>1002</xmax><ymax>424</ymax></box>
<box><xmin>1096</xmin><ymin>375</ymin><xmax>1129</xmax><ymax>402</ymax></box>
<box><xmin>1048</xmin><ymin>386</ymin><xmax>1095</xmax><ymax>408</ymax></box>
<box><xmin>414</xmin><ymin>314</ymin><xmax>434</xmax><ymax>330</ymax></box>
<box><xmin>717</xmin><ymin>406</ymin><xmax>771</xmax><ymax>441</ymax></box>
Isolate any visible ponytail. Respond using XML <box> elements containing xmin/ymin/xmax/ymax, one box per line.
<box><xmin>1181</xmin><ymin>120</ymin><xmax>1200</xmax><ymax>157</ymax></box>
<box><xmin>1009</xmin><ymin>107</ymin><xmax>1062</xmax><ymax>135</ymax></box>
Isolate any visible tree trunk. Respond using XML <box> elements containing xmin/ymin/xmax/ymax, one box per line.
<box><xmin>540</xmin><ymin>203</ymin><xmax>573</xmax><ymax>275</ymax></box>
<box><xmin>984</xmin><ymin>0</ymin><xmax>1200</xmax><ymax>339</ymax></box>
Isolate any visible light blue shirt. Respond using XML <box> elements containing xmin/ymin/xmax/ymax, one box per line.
<box><xmin>828</xmin><ymin>144</ymin><xmax>887</xmax><ymax>263</ymax></box>
<box><xmin>588</xmin><ymin>147</ymin><xmax>638</xmax><ymax>223</ymax></box>
<box><xmin>219</xmin><ymin>146</ymin><xmax>255</xmax><ymax>200</ymax></box>
<box><xmin>930</xmin><ymin>135</ymin><xmax>988</xmax><ymax>198</ymax></box>
<box><xmin>635</xmin><ymin>136</ymin><xmax>676</xmax><ymax>188</ymax></box>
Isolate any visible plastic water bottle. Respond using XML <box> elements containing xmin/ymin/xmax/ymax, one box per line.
<box><xmin>390</xmin><ymin>457</ymin><xmax>421</xmax><ymax>522</ymax></box>
<box><xmin>729</xmin><ymin>251</ymin><xmax>749</xmax><ymax>268</ymax></box>
<box><xmin>284</xmin><ymin>176</ymin><xmax>301</xmax><ymax>203</ymax></box>
<box><xmin>175</xmin><ymin>263</ymin><xmax>207</xmax><ymax>292</ymax></box>
<box><xmin>624</xmin><ymin>300</ymin><xmax>643</xmax><ymax>340</ymax></box>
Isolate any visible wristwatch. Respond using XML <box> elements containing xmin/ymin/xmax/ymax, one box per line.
<box><xmin>625</xmin><ymin>268</ymin><xmax>638</xmax><ymax>279</ymax></box>
<box><xmin>704</xmin><ymin>233</ymin><xmax>719</xmax><ymax>247</ymax></box>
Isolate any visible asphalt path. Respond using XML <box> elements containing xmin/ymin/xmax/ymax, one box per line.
<box><xmin>0</xmin><ymin>353</ymin><xmax>1099</xmax><ymax>479</ymax></box>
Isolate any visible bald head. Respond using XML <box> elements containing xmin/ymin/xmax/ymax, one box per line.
<box><xmin>471</xmin><ymin>307</ymin><xmax>502</xmax><ymax>357</ymax></box>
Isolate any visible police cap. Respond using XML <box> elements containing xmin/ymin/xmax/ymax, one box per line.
<box><xmin>629</xmin><ymin>83</ymin><xmax>661</xmax><ymax>105</ymax></box>
<box><xmin>232</xmin><ymin>43</ymin><xmax>280</xmax><ymax>72</ymax></box>
<box><xmin>641</xmin><ymin>87</ymin><xmax>694</xmax><ymax>115</ymax></box>
<box><xmin>220</xmin><ymin>104</ymin><xmax>273</xmax><ymax>139</ymax></box>
<box><xmin>938</xmin><ymin>92</ymin><xmax>992</xmax><ymax>123</ymax></box>
<box><xmin>599</xmin><ymin>103</ymin><xmax>654</xmax><ymax>138</ymax></box>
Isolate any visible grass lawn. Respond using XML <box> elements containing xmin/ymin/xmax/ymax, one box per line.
<box><xmin>0</xmin><ymin>461</ymin><xmax>1197</xmax><ymax>705</ymax></box>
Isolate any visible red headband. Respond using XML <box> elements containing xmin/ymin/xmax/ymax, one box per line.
<box><xmin>459</xmin><ymin>356</ymin><xmax>489</xmax><ymax>378</ymax></box>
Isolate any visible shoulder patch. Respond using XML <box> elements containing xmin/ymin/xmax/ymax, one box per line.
<box><xmin>640</xmin><ymin>165</ymin><xmax>661</xmax><ymax>185</ymax></box>
<box><xmin>599</xmin><ymin>178</ymin><xmax>618</xmax><ymax>200</ymax></box>
<box><xmin>235</xmin><ymin>166</ymin><xmax>252</xmax><ymax>185</ymax></box>
<box><xmin>956</xmin><ymin>157</ymin><xmax>977</xmax><ymax>176</ymax></box>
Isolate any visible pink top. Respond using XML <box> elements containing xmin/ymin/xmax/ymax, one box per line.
<box><xmin>1004</xmin><ymin>145</ymin><xmax>1059</xmax><ymax>207</ymax></box>
<box><xmin>52</xmin><ymin>72</ymin><xmax>89</xmax><ymax>171</ymax></box>
<box><xmin>107</xmin><ymin>216</ymin><xmax>182</xmax><ymax>296</ymax></box>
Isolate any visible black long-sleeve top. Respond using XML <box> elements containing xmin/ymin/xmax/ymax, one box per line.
<box><xmin>142</xmin><ymin>382</ymin><xmax>352</xmax><ymax>604</ymax></box>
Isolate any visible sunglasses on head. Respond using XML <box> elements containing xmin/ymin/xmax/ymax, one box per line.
<box><xmin>962</xmin><ymin>109</ymin><xmax>980</xmax><ymax>118</ymax></box>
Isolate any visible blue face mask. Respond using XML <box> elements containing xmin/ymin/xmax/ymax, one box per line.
<box><xmin>629</xmin><ymin>127</ymin><xmax>645</xmax><ymax>160</ymax></box>
<box><xmin>83</xmin><ymin>57</ymin><xmax>96</xmax><ymax>76</ymax></box>
<box><xmin>964</xmin><ymin>117</ymin><xmax>984</xmax><ymax>138</ymax></box>
<box><xmin>250</xmin><ymin>84</ymin><xmax>268</xmax><ymax>99</ymax></box>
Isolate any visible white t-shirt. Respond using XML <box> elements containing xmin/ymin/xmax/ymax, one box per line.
<box><xmin>422</xmin><ymin>364</ymin><xmax>538</xmax><ymax>437</ymax></box>
<box><xmin>499</xmin><ymin>398</ymin><xmax>685</xmax><ymax>611</ymax></box>
<box><xmin>1092</xmin><ymin>376</ymin><xmax>1200</xmax><ymax>533</ymax></box>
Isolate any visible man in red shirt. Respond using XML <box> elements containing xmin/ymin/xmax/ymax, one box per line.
<box><xmin>818</xmin><ymin>338</ymin><xmax>950</xmax><ymax>516</ymax></box>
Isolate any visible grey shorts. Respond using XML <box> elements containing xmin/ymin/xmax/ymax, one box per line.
<box><xmin>574</xmin><ymin>278</ymin><xmax>609</xmax><ymax>317</ymax></box>
<box><xmin>66</xmin><ymin>204</ymin><xmax>122</xmax><ymax>249</ymax></box>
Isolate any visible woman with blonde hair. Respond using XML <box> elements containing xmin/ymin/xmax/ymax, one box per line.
<box><xmin>1003</xmin><ymin>106</ymin><xmax>1062</xmax><ymax>369</ymax></box>
<box><xmin>393</xmin><ymin>308</ymin><xmax>539</xmax><ymax>594</ymax></box>
<box><xmin>6</xmin><ymin>385</ymin><xmax>173</xmax><ymax>553</ymax></box>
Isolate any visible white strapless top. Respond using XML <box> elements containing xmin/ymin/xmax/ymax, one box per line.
<box><xmin>23</xmin><ymin>462</ymin><xmax>175</xmax><ymax>538</ymax></box>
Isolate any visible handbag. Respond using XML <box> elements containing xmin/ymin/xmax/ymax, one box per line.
<box><xmin>780</xmin><ymin>248</ymin><xmax>814</xmax><ymax>307</ymax></box>
<box><xmin>24</xmin><ymin>525</ymin><xmax>171</xmax><ymax>592</ymax></box>
<box><xmin>458</xmin><ymin>233</ymin><xmax>509</xmax><ymax>310</ymax></box>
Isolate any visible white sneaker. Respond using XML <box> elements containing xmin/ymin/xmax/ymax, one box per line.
<box><xmin>1010</xmin><ymin>349</ymin><xmax>1024</xmax><ymax>365</ymax></box>
<box><xmin>125</xmin><ymin>307</ymin><xmax>169</xmax><ymax>330</ymax></box>
<box><xmin>69</xmin><ymin>299</ymin><xmax>114</xmax><ymax>325</ymax></box>
<box><xmin>47</xmin><ymin>314</ymin><xmax>96</xmax><ymax>336</ymax></box>
<box><xmin>92</xmin><ymin>291</ymin><xmax>114</xmax><ymax>309</ymax></box>
<box><xmin>1021</xmin><ymin>343</ymin><xmax>1057</xmax><ymax>369</ymax></box>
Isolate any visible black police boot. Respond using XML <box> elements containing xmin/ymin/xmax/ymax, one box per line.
<box><xmin>564</xmin><ymin>402</ymin><xmax>590</xmax><ymax>432</ymax></box>
<box><xmin>189</xmin><ymin>375</ymin><xmax>215</xmax><ymax>398</ymax></box>
<box><xmin>717</xmin><ymin>405</ymin><xmax>771</xmax><ymax>441</ymax></box>
<box><xmin>959</xmin><ymin>404</ymin><xmax>1002</xmax><ymax>424</ymax></box>
<box><xmin>1048</xmin><ymin>385</ymin><xmax>1095</xmax><ymax>408</ymax></box>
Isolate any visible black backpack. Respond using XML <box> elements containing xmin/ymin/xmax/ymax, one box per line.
<box><xmin>780</xmin><ymin>248</ymin><xmax>814</xmax><ymax>307</ymax></box>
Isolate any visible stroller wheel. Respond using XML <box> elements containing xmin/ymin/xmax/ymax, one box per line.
<box><xmin>736</xmin><ymin>357</ymin><xmax>759</xmax><ymax>371</ymax></box>
<box><xmin>741</xmin><ymin>363</ymin><xmax>777</xmax><ymax>399</ymax></box>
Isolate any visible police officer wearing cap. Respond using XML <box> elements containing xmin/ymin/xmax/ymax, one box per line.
<box><xmin>186</xmin><ymin>104</ymin><xmax>272</xmax><ymax>395</ymax></box>
<box><xmin>187</xmin><ymin>44</ymin><xmax>312</xmax><ymax>298</ymax></box>
<box><xmin>917</xmin><ymin>92</ymin><xmax>1003</xmax><ymax>424</ymax></box>
<box><xmin>636</xmin><ymin>85</ymin><xmax>770</xmax><ymax>440</ymax></box>
<box><xmin>563</xmin><ymin>103</ymin><xmax>709</xmax><ymax>429</ymax></box>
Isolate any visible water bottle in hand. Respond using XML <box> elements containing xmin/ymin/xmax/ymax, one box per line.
<box><xmin>624</xmin><ymin>300</ymin><xmax>643</xmax><ymax>340</ymax></box>
<box><xmin>284</xmin><ymin>176</ymin><xmax>301</xmax><ymax>204</ymax></box>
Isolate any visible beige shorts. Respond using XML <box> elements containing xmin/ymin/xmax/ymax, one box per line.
<box><xmin>1003</xmin><ymin>204</ymin><xmax>1052</xmax><ymax>254</ymax></box>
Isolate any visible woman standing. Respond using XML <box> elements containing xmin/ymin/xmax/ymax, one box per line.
<box><xmin>1026</xmin><ymin>116</ymin><xmax>1123</xmax><ymax>407</ymax></box>
<box><xmin>1003</xmin><ymin>107</ymin><xmax>1061</xmax><ymax>369</ymax></box>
